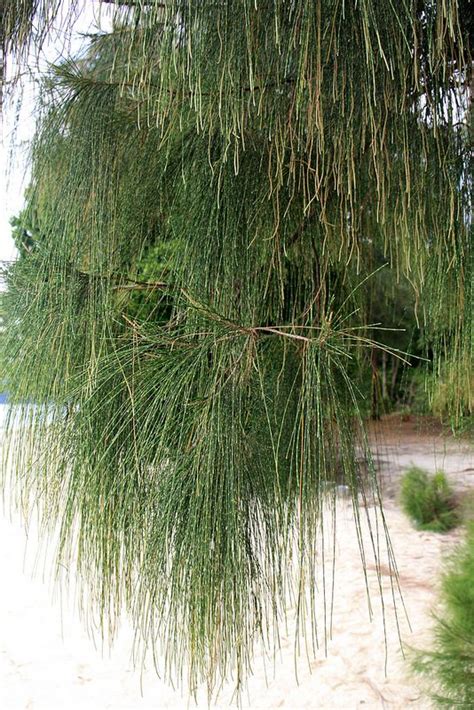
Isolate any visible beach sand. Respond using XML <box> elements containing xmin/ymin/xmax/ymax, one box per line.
<box><xmin>1</xmin><ymin>416</ymin><xmax>472</xmax><ymax>709</ymax></box>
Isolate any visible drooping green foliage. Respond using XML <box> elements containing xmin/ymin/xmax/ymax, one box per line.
<box><xmin>400</xmin><ymin>467</ymin><xmax>459</xmax><ymax>533</ymax></box>
<box><xmin>1</xmin><ymin>0</ymin><xmax>472</xmax><ymax>697</ymax></box>
<box><xmin>413</xmin><ymin>523</ymin><xmax>474</xmax><ymax>706</ymax></box>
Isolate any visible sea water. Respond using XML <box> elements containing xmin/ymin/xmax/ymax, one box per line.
<box><xmin>0</xmin><ymin>402</ymin><xmax>6</xmax><ymax>431</ymax></box>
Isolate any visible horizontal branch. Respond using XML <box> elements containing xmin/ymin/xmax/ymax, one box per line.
<box><xmin>112</xmin><ymin>279</ymin><xmax>168</xmax><ymax>290</ymax></box>
<box><xmin>100</xmin><ymin>0</ymin><xmax>166</xmax><ymax>6</ymax></box>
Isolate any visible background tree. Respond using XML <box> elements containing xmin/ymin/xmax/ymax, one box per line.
<box><xmin>1</xmin><ymin>0</ymin><xmax>472</xmax><ymax>697</ymax></box>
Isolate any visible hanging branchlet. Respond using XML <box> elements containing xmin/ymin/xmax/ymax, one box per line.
<box><xmin>1</xmin><ymin>0</ymin><xmax>472</xmax><ymax>698</ymax></box>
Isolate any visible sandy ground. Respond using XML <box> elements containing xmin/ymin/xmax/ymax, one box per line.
<box><xmin>0</xmin><ymin>415</ymin><xmax>473</xmax><ymax>710</ymax></box>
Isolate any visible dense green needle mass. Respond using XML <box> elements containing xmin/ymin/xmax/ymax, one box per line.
<box><xmin>413</xmin><ymin>524</ymin><xmax>474</xmax><ymax>707</ymax></box>
<box><xmin>1</xmin><ymin>0</ymin><xmax>472</xmax><ymax>695</ymax></box>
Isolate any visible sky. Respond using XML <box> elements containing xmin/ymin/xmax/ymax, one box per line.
<box><xmin>1</xmin><ymin>2</ymin><xmax>113</xmax><ymax>264</ymax></box>
<box><xmin>1</xmin><ymin>80</ymin><xmax>35</xmax><ymax>262</ymax></box>
<box><xmin>1</xmin><ymin>119</ymin><xmax>22</xmax><ymax>262</ymax></box>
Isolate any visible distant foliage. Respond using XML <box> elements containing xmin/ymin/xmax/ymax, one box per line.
<box><xmin>400</xmin><ymin>468</ymin><xmax>458</xmax><ymax>532</ymax></box>
<box><xmin>413</xmin><ymin>523</ymin><xmax>474</xmax><ymax>706</ymax></box>
<box><xmin>430</xmin><ymin>361</ymin><xmax>474</xmax><ymax>428</ymax></box>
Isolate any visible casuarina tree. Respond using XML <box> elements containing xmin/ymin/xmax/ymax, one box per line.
<box><xmin>1</xmin><ymin>0</ymin><xmax>472</xmax><ymax>697</ymax></box>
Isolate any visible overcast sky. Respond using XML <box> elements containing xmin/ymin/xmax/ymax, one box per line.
<box><xmin>1</xmin><ymin>82</ymin><xmax>35</xmax><ymax>262</ymax></box>
<box><xmin>1</xmin><ymin>2</ymin><xmax>113</xmax><ymax>264</ymax></box>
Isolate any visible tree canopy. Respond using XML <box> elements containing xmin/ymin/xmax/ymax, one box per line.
<box><xmin>1</xmin><ymin>0</ymin><xmax>472</xmax><ymax>697</ymax></box>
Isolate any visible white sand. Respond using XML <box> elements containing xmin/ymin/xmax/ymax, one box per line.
<box><xmin>1</xmin><ymin>417</ymin><xmax>472</xmax><ymax>709</ymax></box>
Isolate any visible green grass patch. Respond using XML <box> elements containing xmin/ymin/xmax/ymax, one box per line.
<box><xmin>400</xmin><ymin>467</ymin><xmax>458</xmax><ymax>533</ymax></box>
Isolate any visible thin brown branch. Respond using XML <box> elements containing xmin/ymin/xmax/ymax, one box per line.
<box><xmin>112</xmin><ymin>279</ymin><xmax>168</xmax><ymax>290</ymax></box>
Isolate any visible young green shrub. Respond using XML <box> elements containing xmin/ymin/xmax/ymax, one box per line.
<box><xmin>413</xmin><ymin>523</ymin><xmax>474</xmax><ymax>707</ymax></box>
<box><xmin>400</xmin><ymin>468</ymin><xmax>458</xmax><ymax>533</ymax></box>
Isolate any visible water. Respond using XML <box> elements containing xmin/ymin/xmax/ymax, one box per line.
<box><xmin>0</xmin><ymin>402</ymin><xmax>6</xmax><ymax>430</ymax></box>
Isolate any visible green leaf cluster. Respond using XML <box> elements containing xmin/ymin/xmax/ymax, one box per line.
<box><xmin>400</xmin><ymin>467</ymin><xmax>459</xmax><ymax>533</ymax></box>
